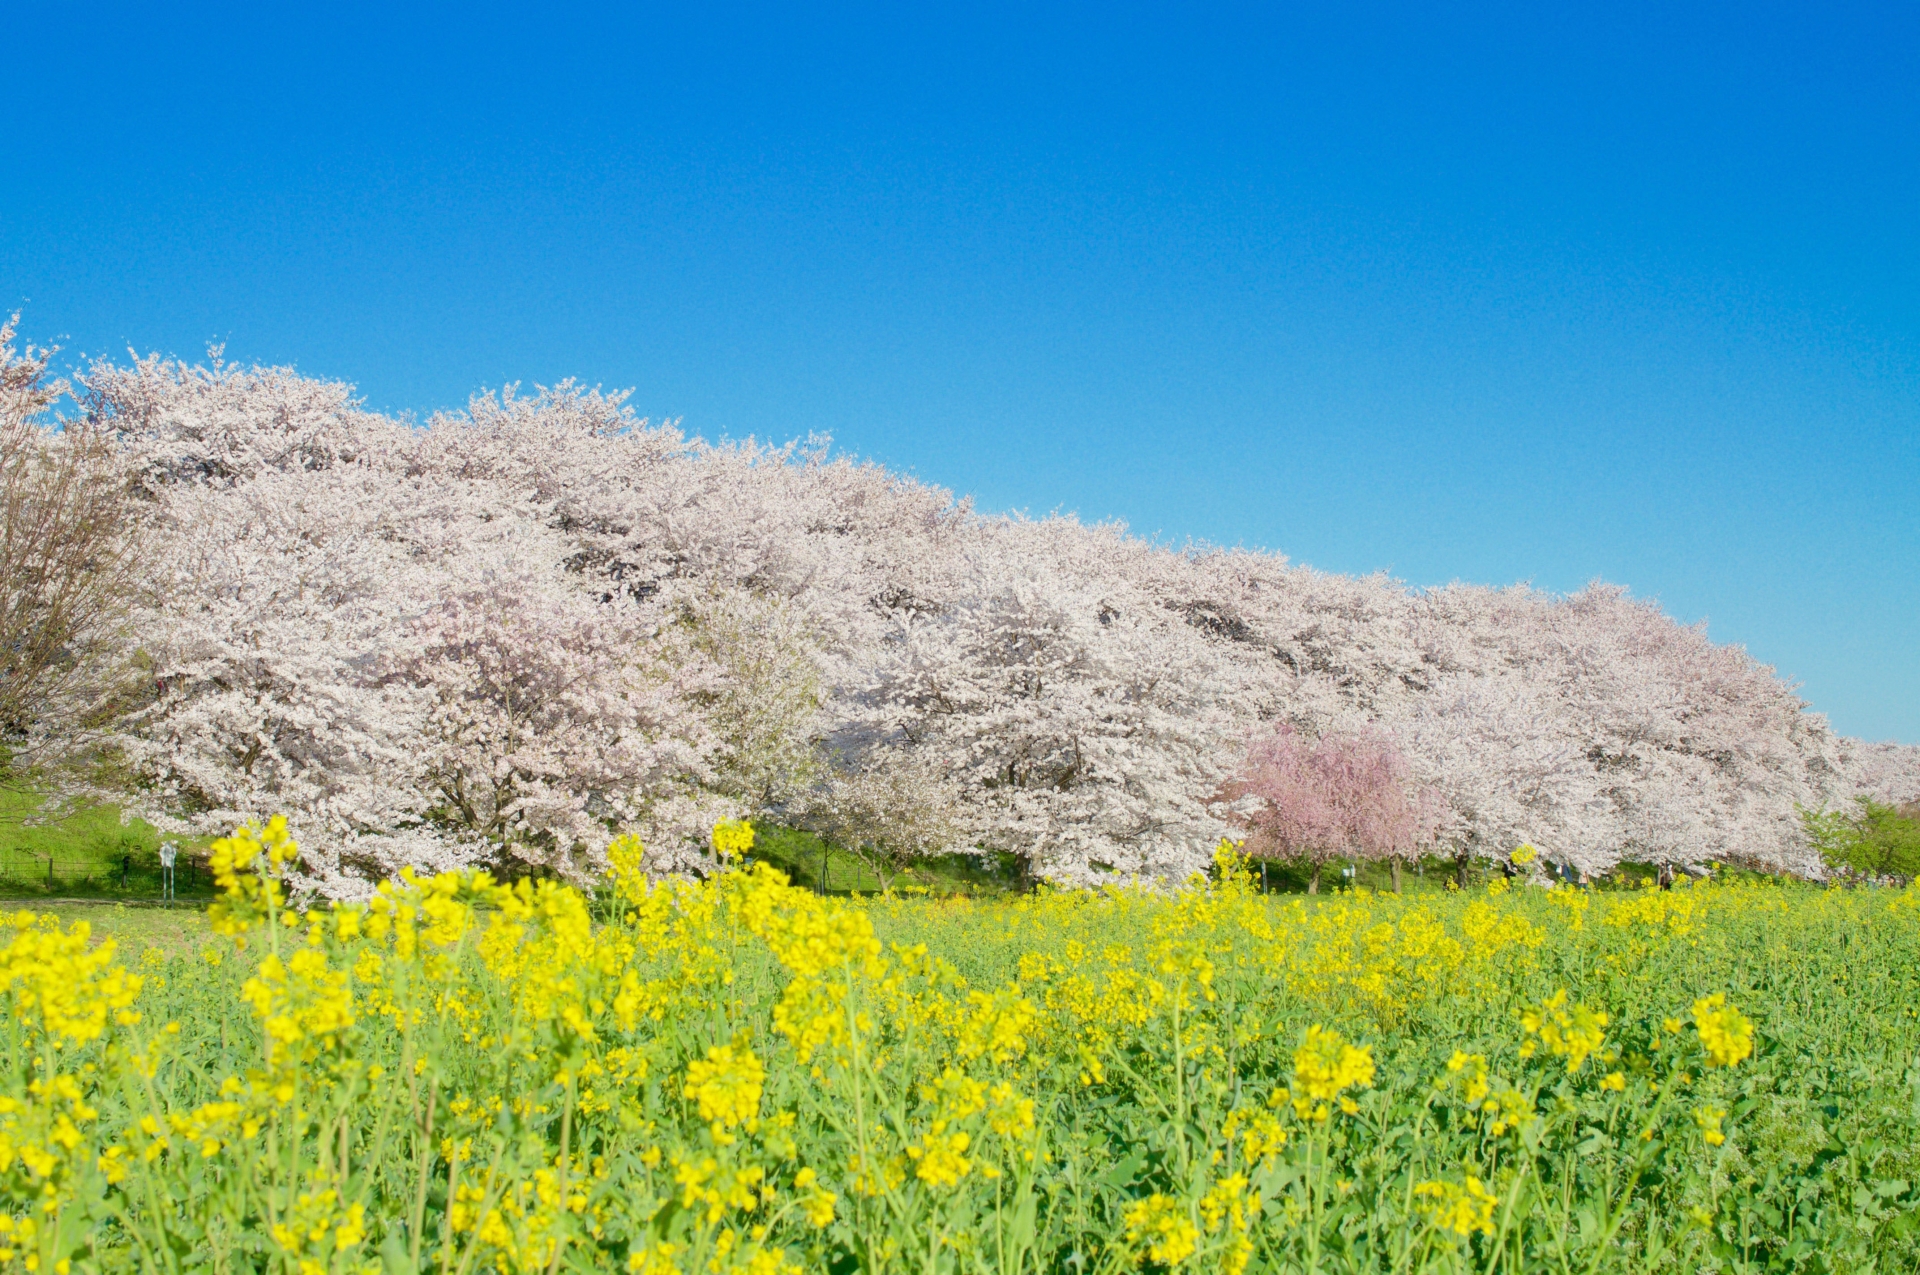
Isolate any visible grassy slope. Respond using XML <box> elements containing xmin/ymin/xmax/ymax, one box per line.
<box><xmin>0</xmin><ymin>788</ymin><xmax>213</xmax><ymax>898</ymax></box>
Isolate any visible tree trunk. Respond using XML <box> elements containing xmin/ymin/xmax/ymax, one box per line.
<box><xmin>1456</xmin><ymin>850</ymin><xmax>1471</xmax><ymax>888</ymax></box>
<box><xmin>1308</xmin><ymin>862</ymin><xmax>1321</xmax><ymax>894</ymax></box>
<box><xmin>1391</xmin><ymin>856</ymin><xmax>1402</xmax><ymax>894</ymax></box>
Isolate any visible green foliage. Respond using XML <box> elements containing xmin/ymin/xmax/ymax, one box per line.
<box><xmin>1803</xmin><ymin>798</ymin><xmax>1920</xmax><ymax>879</ymax></box>
<box><xmin>749</xmin><ymin>823</ymin><xmax>1017</xmax><ymax>896</ymax></box>
<box><xmin>11</xmin><ymin>853</ymin><xmax>1920</xmax><ymax>1274</ymax></box>
<box><xmin>0</xmin><ymin>899</ymin><xmax>208</xmax><ymax>954</ymax></box>
<box><xmin>0</xmin><ymin>788</ymin><xmax>201</xmax><ymax>897</ymax></box>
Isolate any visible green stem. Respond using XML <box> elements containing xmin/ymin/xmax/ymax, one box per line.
<box><xmin>449</xmin><ymin>1142</ymin><xmax>516</xmax><ymax>1275</ymax></box>
<box><xmin>124</xmin><ymin>1044</ymin><xmax>184</xmax><ymax>1275</ymax></box>
<box><xmin>410</xmin><ymin>1081</ymin><xmax>439</xmax><ymax>1271</ymax></box>
<box><xmin>545</xmin><ymin>1073</ymin><xmax>576</xmax><ymax>1275</ymax></box>
<box><xmin>1171</xmin><ymin>986</ymin><xmax>1187</xmax><ymax>1177</ymax></box>
<box><xmin>1306</xmin><ymin>1126</ymin><xmax>1323</xmax><ymax>1275</ymax></box>
<box><xmin>438</xmin><ymin>1144</ymin><xmax>463</xmax><ymax>1275</ymax></box>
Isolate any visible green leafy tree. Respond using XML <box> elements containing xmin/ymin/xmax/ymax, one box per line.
<box><xmin>1804</xmin><ymin>798</ymin><xmax>1920</xmax><ymax>878</ymax></box>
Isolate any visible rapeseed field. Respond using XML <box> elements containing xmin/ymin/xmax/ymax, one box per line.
<box><xmin>3</xmin><ymin>819</ymin><xmax>1918</xmax><ymax>1273</ymax></box>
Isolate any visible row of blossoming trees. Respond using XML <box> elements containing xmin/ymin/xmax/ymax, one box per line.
<box><xmin>4</xmin><ymin>316</ymin><xmax>1917</xmax><ymax>895</ymax></box>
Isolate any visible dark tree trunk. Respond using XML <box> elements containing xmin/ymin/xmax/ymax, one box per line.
<box><xmin>1308</xmin><ymin>862</ymin><xmax>1321</xmax><ymax>894</ymax></box>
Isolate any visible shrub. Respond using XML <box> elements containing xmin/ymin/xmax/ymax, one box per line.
<box><xmin>1805</xmin><ymin>797</ymin><xmax>1920</xmax><ymax>879</ymax></box>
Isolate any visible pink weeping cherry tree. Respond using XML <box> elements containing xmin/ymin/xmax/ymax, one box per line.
<box><xmin>1224</xmin><ymin>723</ymin><xmax>1441</xmax><ymax>892</ymax></box>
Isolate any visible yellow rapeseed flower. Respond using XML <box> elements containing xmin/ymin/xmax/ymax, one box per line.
<box><xmin>207</xmin><ymin>816</ymin><xmax>300</xmax><ymax>935</ymax></box>
<box><xmin>958</xmin><ymin>987</ymin><xmax>1040</xmax><ymax>1063</ymax></box>
<box><xmin>684</xmin><ymin>1042</ymin><xmax>765</xmax><ymax>1130</ymax></box>
<box><xmin>628</xmin><ymin>1240</ymin><xmax>683</xmax><ymax>1274</ymax></box>
<box><xmin>1443</xmin><ymin>1052</ymin><xmax>1490</xmax><ymax>1105</ymax></box>
<box><xmin>1518</xmin><ymin>989</ymin><xmax>1609</xmax><ymax>1072</ymax></box>
<box><xmin>713</xmin><ymin>819</ymin><xmax>756</xmax><ymax>860</ymax></box>
<box><xmin>1200</xmin><ymin>1174</ymin><xmax>1258</xmax><ymax>1275</ymax></box>
<box><xmin>240</xmin><ymin>948</ymin><xmax>354</xmax><ymax>1068</ymax></box>
<box><xmin>1290</xmin><ymin>1025</ymin><xmax>1374</xmax><ymax>1122</ymax></box>
<box><xmin>1414</xmin><ymin>1176</ymin><xmax>1499</xmax><ymax>1238</ymax></box>
<box><xmin>1690</xmin><ymin>994</ymin><xmax>1754</xmax><ymax>1067</ymax></box>
<box><xmin>985</xmin><ymin>1083</ymin><xmax>1037</xmax><ymax>1144</ymax></box>
<box><xmin>792</xmin><ymin>1168</ymin><xmax>837</xmax><ymax>1227</ymax></box>
<box><xmin>907</xmin><ymin>1129</ymin><xmax>972</xmax><ymax>1188</ymax></box>
<box><xmin>1124</xmin><ymin>1194</ymin><xmax>1199</xmax><ymax>1265</ymax></box>
<box><xmin>0</xmin><ymin>913</ymin><xmax>142</xmax><ymax>1047</ymax></box>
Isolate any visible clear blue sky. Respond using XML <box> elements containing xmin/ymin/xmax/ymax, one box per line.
<box><xmin>6</xmin><ymin>2</ymin><xmax>1916</xmax><ymax>740</ymax></box>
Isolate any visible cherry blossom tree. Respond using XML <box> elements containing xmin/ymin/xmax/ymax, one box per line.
<box><xmin>33</xmin><ymin>330</ymin><xmax>1909</xmax><ymax>897</ymax></box>
<box><xmin>789</xmin><ymin>757</ymin><xmax>964</xmax><ymax>895</ymax></box>
<box><xmin>0</xmin><ymin>315</ymin><xmax>140</xmax><ymax>790</ymax></box>
<box><xmin>388</xmin><ymin>577</ymin><xmax>721</xmax><ymax>878</ymax></box>
<box><xmin>1842</xmin><ymin>740</ymin><xmax>1920</xmax><ymax>807</ymax></box>
<box><xmin>1224</xmin><ymin>724</ymin><xmax>1440</xmax><ymax>892</ymax></box>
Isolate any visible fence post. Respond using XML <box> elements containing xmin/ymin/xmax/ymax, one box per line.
<box><xmin>47</xmin><ymin>857</ymin><xmax>54</xmax><ymax>888</ymax></box>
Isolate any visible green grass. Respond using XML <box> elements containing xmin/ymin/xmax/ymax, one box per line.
<box><xmin>752</xmin><ymin>831</ymin><xmax>1544</xmax><ymax>898</ymax></box>
<box><xmin>0</xmin><ymin>787</ymin><xmax>214</xmax><ymax>899</ymax></box>
<box><xmin>0</xmin><ymin>899</ymin><xmax>210</xmax><ymax>955</ymax></box>
<box><xmin>750</xmin><ymin>824</ymin><xmax>1021</xmax><ymax>896</ymax></box>
<box><xmin>0</xmin><ymin>784</ymin><xmax>1804</xmax><ymax>908</ymax></box>
<box><xmin>25</xmin><ymin>860</ymin><xmax>1920</xmax><ymax>1273</ymax></box>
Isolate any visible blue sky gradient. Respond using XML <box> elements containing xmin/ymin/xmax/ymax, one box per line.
<box><xmin>5</xmin><ymin>1</ymin><xmax>1916</xmax><ymax>739</ymax></box>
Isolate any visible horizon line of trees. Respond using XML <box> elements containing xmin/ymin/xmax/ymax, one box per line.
<box><xmin>3</xmin><ymin>310</ymin><xmax>1917</xmax><ymax>897</ymax></box>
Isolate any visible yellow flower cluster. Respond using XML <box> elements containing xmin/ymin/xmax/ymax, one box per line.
<box><xmin>207</xmin><ymin>814</ymin><xmax>302</xmax><ymax>935</ymax></box>
<box><xmin>0</xmin><ymin>806</ymin><xmax>1846</xmax><ymax>1275</ymax></box>
<box><xmin>685</xmin><ymin>1041</ymin><xmax>765</xmax><ymax>1131</ymax></box>
<box><xmin>242</xmin><ymin>946</ymin><xmax>355</xmax><ymax>1063</ymax></box>
<box><xmin>1439</xmin><ymin>1051</ymin><xmax>1536</xmax><ymax>1137</ymax></box>
<box><xmin>1690</xmin><ymin>993</ymin><xmax>1755</xmax><ymax>1067</ymax></box>
<box><xmin>1287</xmin><ymin>1024</ymin><xmax>1375</xmax><ymax>1122</ymax></box>
<box><xmin>1124</xmin><ymin>1193</ymin><xmax>1200</xmax><ymax>1265</ymax></box>
<box><xmin>1518</xmin><ymin>988</ymin><xmax>1611</xmax><ymax>1072</ymax></box>
<box><xmin>1415</xmin><ymin>1174</ymin><xmax>1500</xmax><ymax>1238</ymax></box>
<box><xmin>712</xmin><ymin>819</ymin><xmax>756</xmax><ymax>861</ymax></box>
<box><xmin>0</xmin><ymin>911</ymin><xmax>142</xmax><ymax>1046</ymax></box>
<box><xmin>268</xmin><ymin>1175</ymin><xmax>369</xmax><ymax>1273</ymax></box>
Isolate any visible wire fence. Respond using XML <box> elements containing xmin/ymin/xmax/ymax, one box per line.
<box><xmin>0</xmin><ymin>850</ymin><xmax>212</xmax><ymax>896</ymax></box>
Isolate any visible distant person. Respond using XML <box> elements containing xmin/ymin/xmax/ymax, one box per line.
<box><xmin>159</xmin><ymin>841</ymin><xmax>177</xmax><ymax>901</ymax></box>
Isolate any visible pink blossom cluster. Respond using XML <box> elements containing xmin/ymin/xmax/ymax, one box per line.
<box><xmin>1228</xmin><ymin>725</ymin><xmax>1441</xmax><ymax>877</ymax></box>
<box><xmin>72</xmin><ymin>351</ymin><xmax>1919</xmax><ymax>895</ymax></box>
